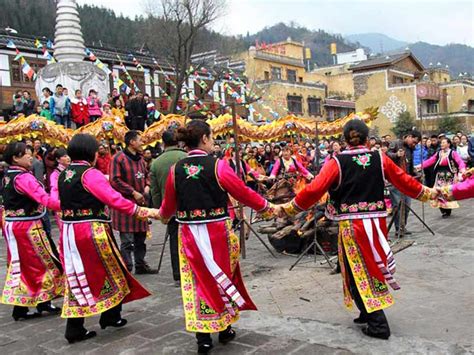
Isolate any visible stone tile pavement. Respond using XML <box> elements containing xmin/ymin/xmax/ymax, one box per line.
<box><xmin>0</xmin><ymin>200</ymin><xmax>473</xmax><ymax>354</ymax></box>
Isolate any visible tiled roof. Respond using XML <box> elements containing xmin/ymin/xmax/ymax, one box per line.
<box><xmin>349</xmin><ymin>51</ymin><xmax>424</xmax><ymax>72</ymax></box>
<box><xmin>0</xmin><ymin>31</ymin><xmax>170</xmax><ymax>68</ymax></box>
<box><xmin>324</xmin><ymin>99</ymin><xmax>355</xmax><ymax>108</ymax></box>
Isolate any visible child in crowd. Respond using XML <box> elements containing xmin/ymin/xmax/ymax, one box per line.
<box><xmin>40</xmin><ymin>101</ymin><xmax>53</xmax><ymax>121</ymax></box>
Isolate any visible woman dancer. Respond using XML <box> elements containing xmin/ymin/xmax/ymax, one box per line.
<box><xmin>158</xmin><ymin>120</ymin><xmax>274</xmax><ymax>354</ymax></box>
<box><xmin>280</xmin><ymin>120</ymin><xmax>435</xmax><ymax>340</ymax></box>
<box><xmin>57</xmin><ymin>134</ymin><xmax>156</xmax><ymax>343</ymax></box>
<box><xmin>418</xmin><ymin>137</ymin><xmax>466</xmax><ymax>217</ymax></box>
<box><xmin>1</xmin><ymin>142</ymin><xmax>63</xmax><ymax>321</ymax></box>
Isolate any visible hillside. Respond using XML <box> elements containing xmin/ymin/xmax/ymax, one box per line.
<box><xmin>244</xmin><ymin>22</ymin><xmax>361</xmax><ymax>68</ymax></box>
<box><xmin>345</xmin><ymin>33</ymin><xmax>408</xmax><ymax>53</ymax></box>
<box><xmin>409</xmin><ymin>42</ymin><xmax>474</xmax><ymax>75</ymax></box>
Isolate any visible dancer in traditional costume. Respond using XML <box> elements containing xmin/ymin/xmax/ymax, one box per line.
<box><xmin>1</xmin><ymin>142</ymin><xmax>63</xmax><ymax>321</ymax></box>
<box><xmin>417</xmin><ymin>137</ymin><xmax>466</xmax><ymax>218</ymax></box>
<box><xmin>269</xmin><ymin>146</ymin><xmax>314</xmax><ymax>180</ymax></box>
<box><xmin>158</xmin><ymin>120</ymin><xmax>274</xmax><ymax>354</ymax></box>
<box><xmin>438</xmin><ymin>168</ymin><xmax>474</xmax><ymax>201</ymax></box>
<box><xmin>57</xmin><ymin>134</ymin><xmax>155</xmax><ymax>344</ymax></box>
<box><xmin>281</xmin><ymin>120</ymin><xmax>435</xmax><ymax>340</ymax></box>
<box><xmin>49</xmin><ymin>148</ymin><xmax>70</xmax><ymax>229</ymax></box>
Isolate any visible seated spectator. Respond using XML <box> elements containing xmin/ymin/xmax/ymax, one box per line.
<box><xmin>12</xmin><ymin>94</ymin><xmax>26</xmax><ymax>117</ymax></box>
<box><xmin>40</xmin><ymin>101</ymin><xmax>54</xmax><ymax>121</ymax></box>
<box><xmin>95</xmin><ymin>143</ymin><xmax>111</xmax><ymax>177</ymax></box>
<box><xmin>22</xmin><ymin>90</ymin><xmax>36</xmax><ymax>116</ymax></box>
<box><xmin>70</xmin><ymin>89</ymin><xmax>89</xmax><ymax>128</ymax></box>
<box><xmin>87</xmin><ymin>89</ymin><xmax>102</xmax><ymax>122</ymax></box>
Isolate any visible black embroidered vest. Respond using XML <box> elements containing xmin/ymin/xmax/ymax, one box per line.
<box><xmin>326</xmin><ymin>149</ymin><xmax>386</xmax><ymax>220</ymax></box>
<box><xmin>3</xmin><ymin>169</ymin><xmax>45</xmax><ymax>221</ymax></box>
<box><xmin>58</xmin><ymin>163</ymin><xmax>110</xmax><ymax>222</ymax></box>
<box><xmin>174</xmin><ymin>154</ymin><xmax>229</xmax><ymax>223</ymax></box>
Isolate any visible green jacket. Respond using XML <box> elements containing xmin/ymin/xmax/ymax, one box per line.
<box><xmin>150</xmin><ymin>147</ymin><xmax>187</xmax><ymax>208</ymax></box>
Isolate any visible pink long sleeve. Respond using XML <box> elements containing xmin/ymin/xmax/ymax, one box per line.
<box><xmin>294</xmin><ymin>159</ymin><xmax>311</xmax><ymax>178</ymax></box>
<box><xmin>451</xmin><ymin>151</ymin><xmax>466</xmax><ymax>171</ymax></box>
<box><xmin>217</xmin><ymin>160</ymin><xmax>267</xmax><ymax>212</ymax></box>
<box><xmin>421</xmin><ymin>153</ymin><xmax>437</xmax><ymax>169</ymax></box>
<box><xmin>159</xmin><ymin>169</ymin><xmax>177</xmax><ymax>219</ymax></box>
<box><xmin>49</xmin><ymin>170</ymin><xmax>59</xmax><ymax>203</ymax></box>
<box><xmin>452</xmin><ymin>176</ymin><xmax>474</xmax><ymax>200</ymax></box>
<box><xmin>83</xmin><ymin>168</ymin><xmax>137</xmax><ymax>216</ymax></box>
<box><xmin>16</xmin><ymin>172</ymin><xmax>60</xmax><ymax>211</ymax></box>
<box><xmin>270</xmin><ymin>159</ymin><xmax>281</xmax><ymax>178</ymax></box>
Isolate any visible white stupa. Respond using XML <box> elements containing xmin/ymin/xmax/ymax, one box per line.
<box><xmin>35</xmin><ymin>0</ymin><xmax>109</xmax><ymax>101</ymax></box>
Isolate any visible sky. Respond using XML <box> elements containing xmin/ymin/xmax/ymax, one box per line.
<box><xmin>77</xmin><ymin>0</ymin><xmax>474</xmax><ymax>46</ymax></box>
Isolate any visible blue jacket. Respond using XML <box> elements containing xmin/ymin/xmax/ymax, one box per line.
<box><xmin>413</xmin><ymin>143</ymin><xmax>428</xmax><ymax>166</ymax></box>
<box><xmin>50</xmin><ymin>94</ymin><xmax>71</xmax><ymax>116</ymax></box>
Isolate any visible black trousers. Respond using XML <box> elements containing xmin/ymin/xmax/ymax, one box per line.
<box><xmin>196</xmin><ymin>326</ymin><xmax>231</xmax><ymax>345</ymax></box>
<box><xmin>119</xmin><ymin>232</ymin><xmax>147</xmax><ymax>271</ymax></box>
<box><xmin>440</xmin><ymin>207</ymin><xmax>452</xmax><ymax>216</ymax></box>
<box><xmin>167</xmin><ymin>217</ymin><xmax>180</xmax><ymax>281</ymax></box>
<box><xmin>344</xmin><ymin>250</ymin><xmax>390</xmax><ymax>337</ymax></box>
<box><xmin>12</xmin><ymin>301</ymin><xmax>51</xmax><ymax>317</ymax></box>
<box><xmin>131</xmin><ymin>116</ymin><xmax>145</xmax><ymax>131</ymax></box>
<box><xmin>65</xmin><ymin>304</ymin><xmax>122</xmax><ymax>339</ymax></box>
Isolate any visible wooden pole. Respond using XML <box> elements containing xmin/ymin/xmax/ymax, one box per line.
<box><xmin>315</xmin><ymin>120</ymin><xmax>320</xmax><ymax>172</ymax></box>
<box><xmin>231</xmin><ymin>102</ymin><xmax>246</xmax><ymax>259</ymax></box>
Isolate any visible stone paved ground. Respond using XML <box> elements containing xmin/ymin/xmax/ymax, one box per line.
<box><xmin>0</xmin><ymin>200</ymin><xmax>473</xmax><ymax>354</ymax></box>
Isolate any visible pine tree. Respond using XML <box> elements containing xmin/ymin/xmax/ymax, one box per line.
<box><xmin>392</xmin><ymin>111</ymin><xmax>415</xmax><ymax>138</ymax></box>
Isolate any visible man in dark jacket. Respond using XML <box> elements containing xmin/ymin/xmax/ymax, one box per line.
<box><xmin>387</xmin><ymin>130</ymin><xmax>421</xmax><ymax>236</ymax></box>
<box><xmin>110</xmin><ymin>130</ymin><xmax>157</xmax><ymax>274</ymax></box>
<box><xmin>149</xmin><ymin>129</ymin><xmax>186</xmax><ymax>286</ymax></box>
<box><xmin>127</xmin><ymin>92</ymin><xmax>147</xmax><ymax>131</ymax></box>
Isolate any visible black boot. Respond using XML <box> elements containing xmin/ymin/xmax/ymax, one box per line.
<box><xmin>196</xmin><ymin>333</ymin><xmax>213</xmax><ymax>354</ymax></box>
<box><xmin>12</xmin><ymin>306</ymin><xmax>41</xmax><ymax>321</ymax></box>
<box><xmin>37</xmin><ymin>301</ymin><xmax>61</xmax><ymax>315</ymax></box>
<box><xmin>218</xmin><ymin>326</ymin><xmax>236</xmax><ymax>344</ymax></box>
<box><xmin>362</xmin><ymin>310</ymin><xmax>391</xmax><ymax>340</ymax></box>
<box><xmin>99</xmin><ymin>304</ymin><xmax>127</xmax><ymax>329</ymax></box>
<box><xmin>353</xmin><ymin>312</ymin><xmax>368</xmax><ymax>324</ymax></box>
<box><xmin>65</xmin><ymin>318</ymin><xmax>97</xmax><ymax>344</ymax></box>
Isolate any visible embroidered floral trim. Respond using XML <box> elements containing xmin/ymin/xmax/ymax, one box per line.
<box><xmin>4</xmin><ymin>205</ymin><xmax>44</xmax><ymax>217</ymax></box>
<box><xmin>61</xmin><ymin>222</ymin><xmax>131</xmax><ymax>318</ymax></box>
<box><xmin>183</xmin><ymin>163</ymin><xmax>203</xmax><ymax>180</ymax></box>
<box><xmin>338</xmin><ymin>220</ymin><xmax>394</xmax><ymax>313</ymax></box>
<box><xmin>2</xmin><ymin>221</ymin><xmax>63</xmax><ymax>307</ymax></box>
<box><xmin>352</xmin><ymin>153</ymin><xmax>372</xmax><ymax>169</ymax></box>
<box><xmin>282</xmin><ymin>199</ymin><xmax>303</xmax><ymax>217</ymax></box>
<box><xmin>330</xmin><ymin>200</ymin><xmax>385</xmax><ymax>215</ymax></box>
<box><xmin>179</xmin><ymin>220</ymin><xmax>240</xmax><ymax>333</ymax></box>
<box><xmin>63</xmin><ymin>169</ymin><xmax>76</xmax><ymax>183</ymax></box>
<box><xmin>177</xmin><ymin>208</ymin><xmax>227</xmax><ymax>220</ymax></box>
<box><xmin>62</xmin><ymin>208</ymin><xmax>109</xmax><ymax>218</ymax></box>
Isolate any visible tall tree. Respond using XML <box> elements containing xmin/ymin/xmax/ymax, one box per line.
<box><xmin>144</xmin><ymin>0</ymin><xmax>225</xmax><ymax>114</ymax></box>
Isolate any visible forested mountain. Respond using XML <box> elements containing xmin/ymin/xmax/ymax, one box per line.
<box><xmin>0</xmin><ymin>0</ymin><xmax>471</xmax><ymax>74</ymax></box>
<box><xmin>244</xmin><ymin>22</ymin><xmax>361</xmax><ymax>68</ymax></box>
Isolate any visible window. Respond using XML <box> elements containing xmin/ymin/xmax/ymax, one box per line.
<box><xmin>264</xmin><ymin>71</ymin><xmax>270</xmax><ymax>80</ymax></box>
<box><xmin>426</xmin><ymin>100</ymin><xmax>439</xmax><ymax>114</ymax></box>
<box><xmin>299</xmin><ymin>77</ymin><xmax>303</xmax><ymax>83</ymax></box>
<box><xmin>10</xmin><ymin>57</ymin><xmax>46</xmax><ymax>84</ymax></box>
<box><xmin>287</xmin><ymin>69</ymin><xmax>296</xmax><ymax>82</ymax></box>
<box><xmin>119</xmin><ymin>69</ymin><xmax>145</xmax><ymax>93</ymax></box>
<box><xmin>467</xmin><ymin>100</ymin><xmax>474</xmax><ymax>112</ymax></box>
<box><xmin>308</xmin><ymin>97</ymin><xmax>321</xmax><ymax>116</ymax></box>
<box><xmin>271</xmin><ymin>67</ymin><xmax>282</xmax><ymax>80</ymax></box>
<box><xmin>392</xmin><ymin>76</ymin><xmax>404</xmax><ymax>84</ymax></box>
<box><xmin>287</xmin><ymin>95</ymin><xmax>303</xmax><ymax>114</ymax></box>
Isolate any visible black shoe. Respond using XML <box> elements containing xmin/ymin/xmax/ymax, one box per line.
<box><xmin>353</xmin><ymin>313</ymin><xmax>368</xmax><ymax>324</ymax></box>
<box><xmin>100</xmin><ymin>318</ymin><xmax>127</xmax><ymax>330</ymax></box>
<box><xmin>441</xmin><ymin>213</ymin><xmax>450</xmax><ymax>218</ymax></box>
<box><xmin>402</xmin><ymin>230</ymin><xmax>412</xmax><ymax>235</ymax></box>
<box><xmin>362</xmin><ymin>326</ymin><xmax>390</xmax><ymax>340</ymax></box>
<box><xmin>218</xmin><ymin>327</ymin><xmax>236</xmax><ymax>344</ymax></box>
<box><xmin>197</xmin><ymin>343</ymin><xmax>214</xmax><ymax>354</ymax></box>
<box><xmin>66</xmin><ymin>330</ymin><xmax>97</xmax><ymax>344</ymax></box>
<box><xmin>135</xmin><ymin>265</ymin><xmax>159</xmax><ymax>275</ymax></box>
<box><xmin>12</xmin><ymin>312</ymin><xmax>42</xmax><ymax>321</ymax></box>
<box><xmin>37</xmin><ymin>303</ymin><xmax>61</xmax><ymax>315</ymax></box>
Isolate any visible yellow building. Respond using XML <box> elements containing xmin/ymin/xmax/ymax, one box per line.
<box><xmin>349</xmin><ymin>51</ymin><xmax>474</xmax><ymax>135</ymax></box>
<box><xmin>236</xmin><ymin>40</ymin><xmax>355</xmax><ymax>121</ymax></box>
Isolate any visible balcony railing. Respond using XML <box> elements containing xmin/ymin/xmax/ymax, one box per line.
<box><xmin>255</xmin><ymin>78</ymin><xmax>326</xmax><ymax>89</ymax></box>
<box><xmin>254</xmin><ymin>51</ymin><xmax>305</xmax><ymax>67</ymax></box>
